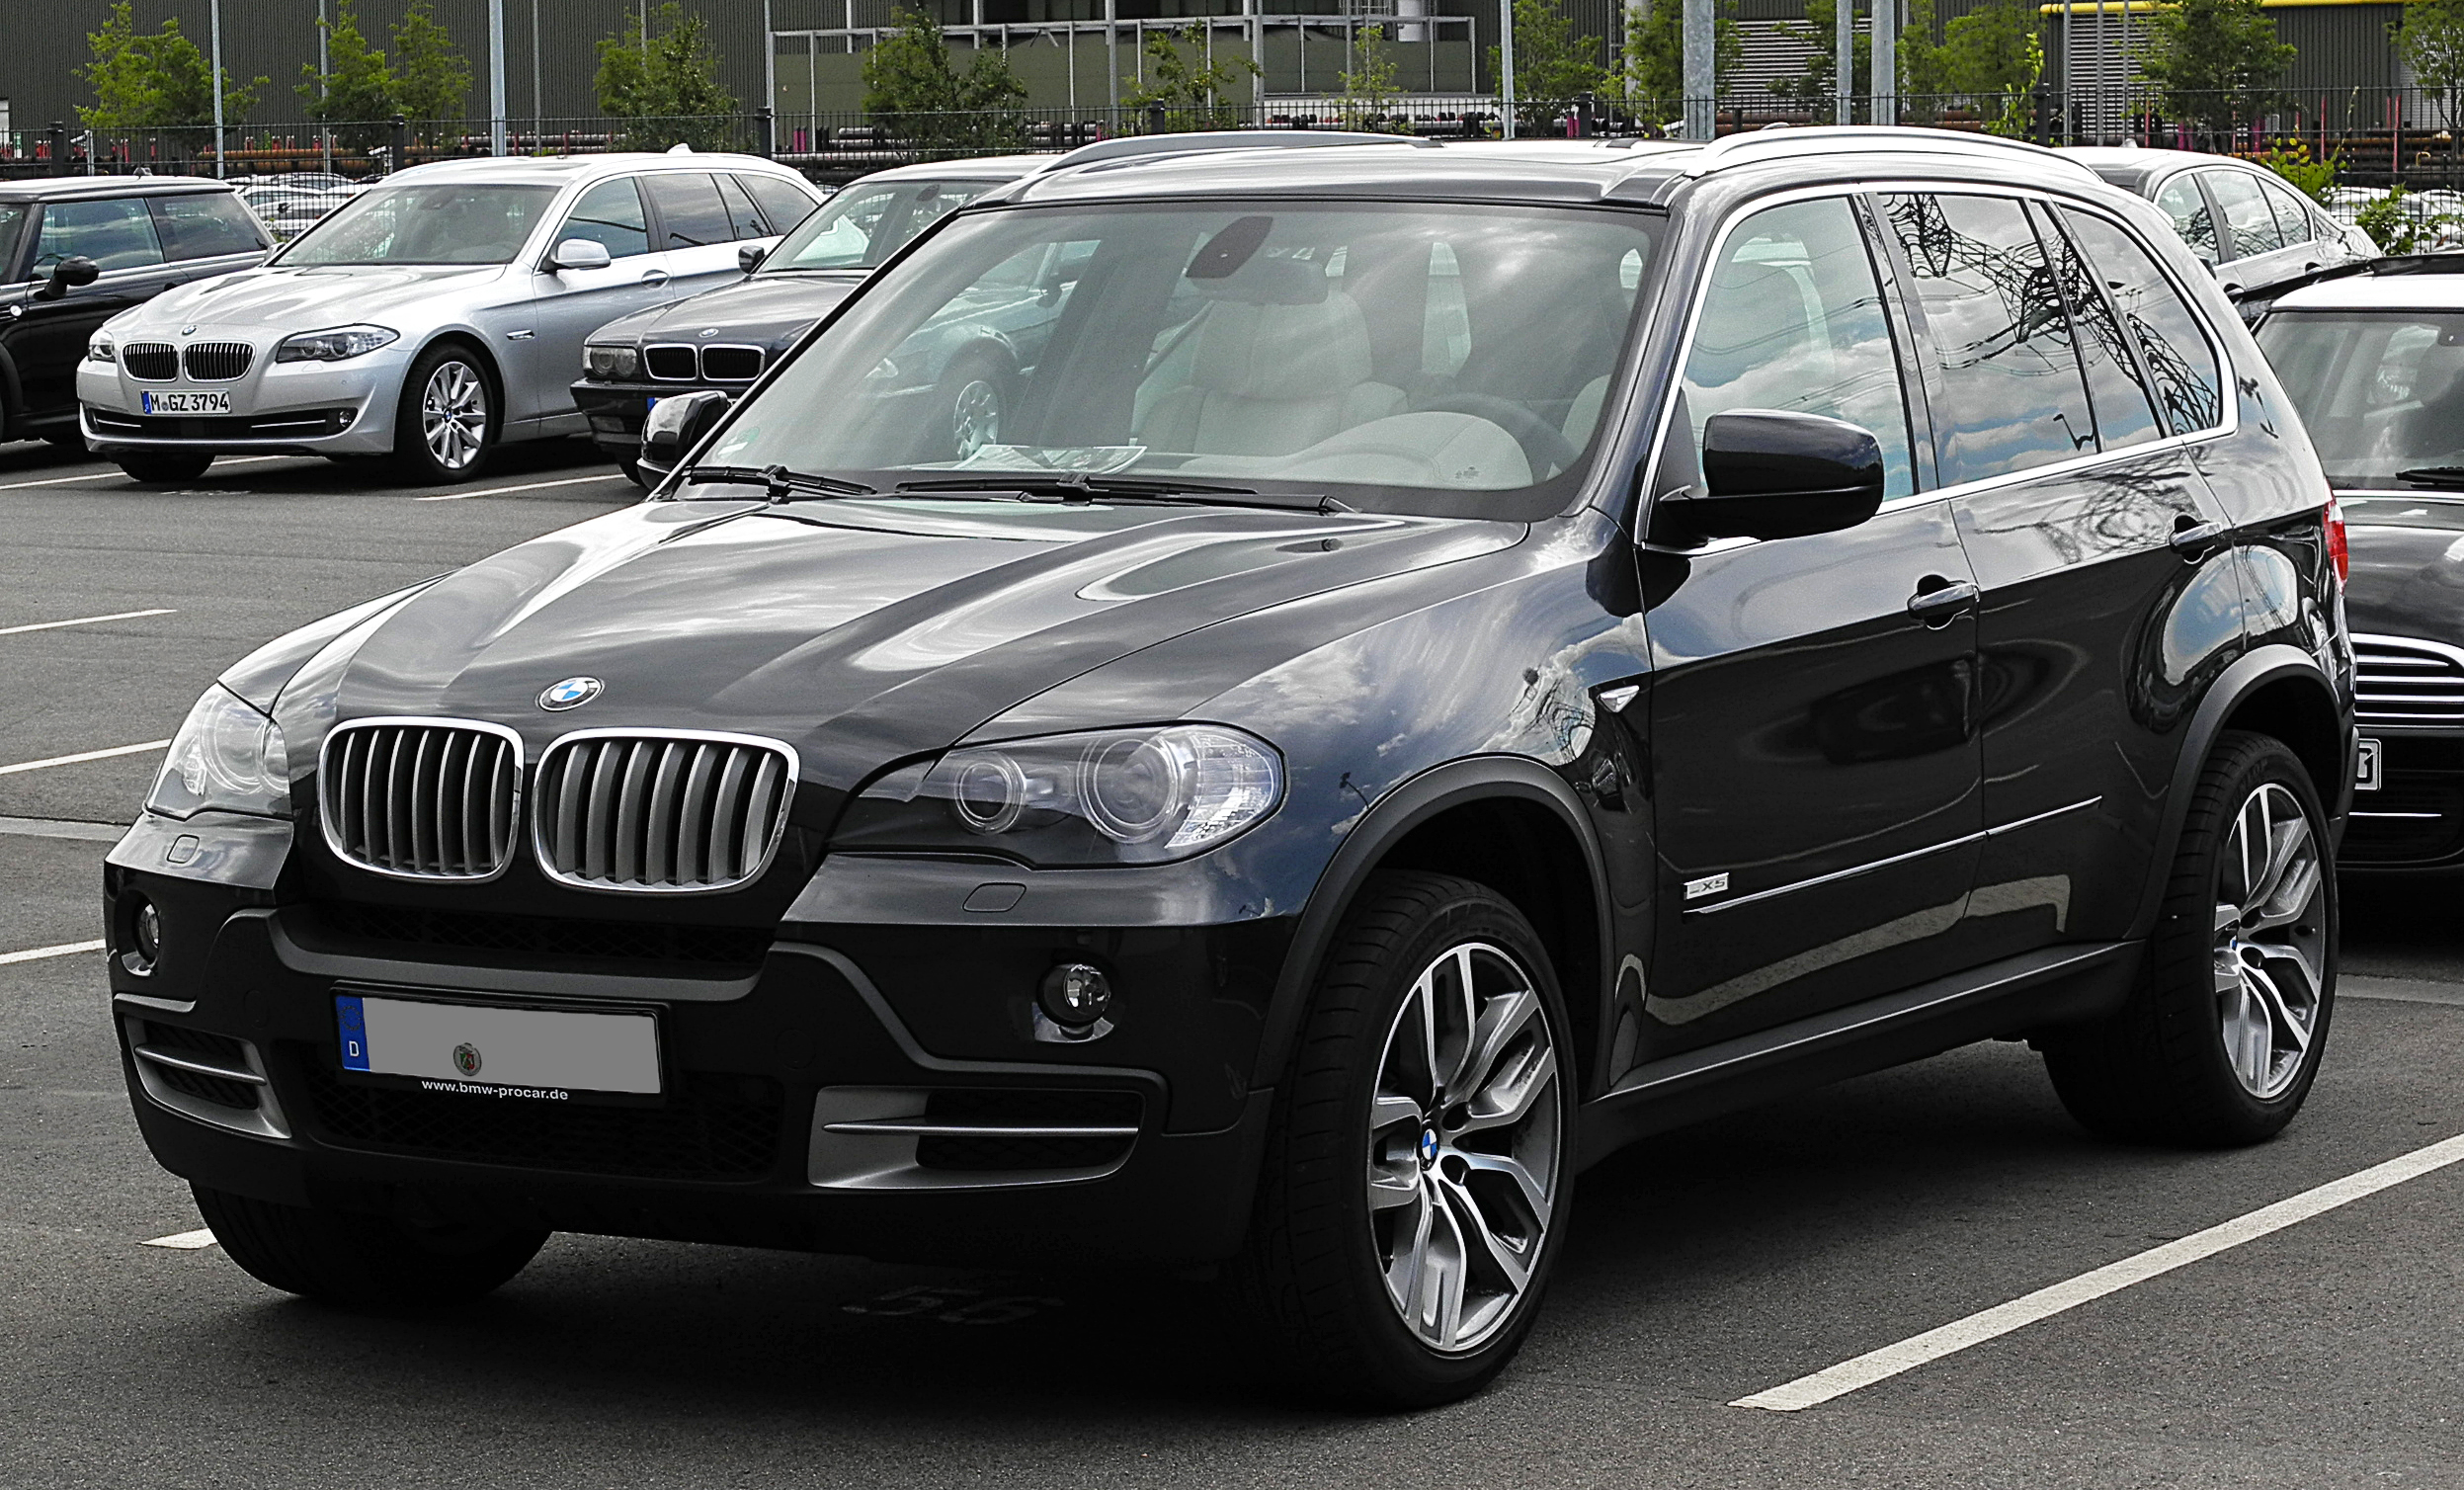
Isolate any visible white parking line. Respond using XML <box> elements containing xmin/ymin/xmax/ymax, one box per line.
<box><xmin>0</xmin><ymin>740</ymin><xmax>170</xmax><ymax>777</ymax></box>
<box><xmin>1732</xmin><ymin>1129</ymin><xmax>2464</xmax><ymax>1412</ymax></box>
<box><xmin>0</xmin><ymin>940</ymin><xmax>107</xmax><ymax>966</ymax></box>
<box><xmin>0</xmin><ymin>815</ymin><xmax>126</xmax><ymax>842</ymax></box>
<box><xmin>140</xmin><ymin>1228</ymin><xmax>218</xmax><ymax>1250</ymax></box>
<box><xmin>0</xmin><ymin>608</ymin><xmax>176</xmax><ymax>637</ymax></box>
<box><xmin>0</xmin><ymin>455</ymin><xmax>288</xmax><ymax>492</ymax></box>
<box><xmin>411</xmin><ymin>473</ymin><xmax>630</xmax><ymax>502</ymax></box>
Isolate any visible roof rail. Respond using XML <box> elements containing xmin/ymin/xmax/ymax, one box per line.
<box><xmin>1680</xmin><ymin>125</ymin><xmax>2103</xmax><ymax>185</ymax></box>
<box><xmin>1033</xmin><ymin>128</ymin><xmax>1430</xmax><ymax>174</ymax></box>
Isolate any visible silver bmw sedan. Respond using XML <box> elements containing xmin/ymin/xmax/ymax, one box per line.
<box><xmin>78</xmin><ymin>151</ymin><xmax>823</xmax><ymax>484</ymax></box>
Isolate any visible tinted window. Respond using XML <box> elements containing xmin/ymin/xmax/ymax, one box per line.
<box><xmin>644</xmin><ymin>172</ymin><xmax>733</xmax><ymax>250</ymax></box>
<box><xmin>0</xmin><ymin>205</ymin><xmax>25</xmax><ymax>271</ymax></box>
<box><xmin>555</xmin><ymin>177</ymin><xmax>650</xmax><ymax>259</ymax></box>
<box><xmin>32</xmin><ymin>197</ymin><xmax>165</xmax><ymax>273</ymax></box>
<box><xmin>1682</xmin><ymin>197</ymin><xmax>1915</xmax><ymax>500</ymax></box>
<box><xmin>282</xmin><ymin>184</ymin><xmax>557</xmax><ymax>266</ymax></box>
<box><xmin>2038</xmin><ymin>205</ymin><xmax>2162</xmax><ymax>452</ymax></box>
<box><xmin>2258</xmin><ymin>175</ymin><xmax>2321</xmax><ymax>247</ymax></box>
<box><xmin>2061</xmin><ymin>208</ymin><xmax>2225</xmax><ymax>435</ymax></box>
<box><xmin>1884</xmin><ymin>193</ymin><xmax>2094</xmax><ymax>484</ymax></box>
<box><xmin>714</xmin><ymin>173</ymin><xmax>769</xmax><ymax>240</ymax></box>
<box><xmin>2257</xmin><ymin>313</ymin><xmax>2464</xmax><ymax>486</ymax></box>
<box><xmin>739</xmin><ymin>173</ymin><xmax>818</xmax><ymax>235</ymax></box>
<box><xmin>2205</xmin><ymin>170</ymin><xmax>2282</xmax><ymax>258</ymax></box>
<box><xmin>768</xmin><ymin>179</ymin><xmax>1000</xmax><ymax>271</ymax></box>
<box><xmin>2154</xmin><ymin>176</ymin><xmax>2218</xmax><ymax>265</ymax></box>
<box><xmin>149</xmin><ymin>193</ymin><xmax>267</xmax><ymax>260</ymax></box>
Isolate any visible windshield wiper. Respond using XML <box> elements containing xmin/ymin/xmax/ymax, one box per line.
<box><xmin>2395</xmin><ymin>466</ymin><xmax>2464</xmax><ymax>489</ymax></box>
<box><xmin>682</xmin><ymin>464</ymin><xmax>875</xmax><ymax>501</ymax></box>
<box><xmin>893</xmin><ymin>474</ymin><xmax>1352</xmax><ymax>514</ymax></box>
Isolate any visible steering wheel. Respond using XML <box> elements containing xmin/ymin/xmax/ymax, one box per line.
<box><xmin>1411</xmin><ymin>392</ymin><xmax>1583</xmax><ymax>478</ymax></box>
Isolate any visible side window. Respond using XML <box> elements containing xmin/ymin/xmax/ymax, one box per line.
<box><xmin>2204</xmin><ymin>170</ymin><xmax>2283</xmax><ymax>259</ymax></box>
<box><xmin>2035</xmin><ymin>204</ymin><xmax>2163</xmax><ymax>452</ymax></box>
<box><xmin>2153</xmin><ymin>176</ymin><xmax>2219</xmax><ymax>265</ymax></box>
<box><xmin>1881</xmin><ymin>192</ymin><xmax>2094</xmax><ymax>485</ymax></box>
<box><xmin>644</xmin><ymin>172</ymin><xmax>733</xmax><ymax>251</ymax></box>
<box><xmin>2257</xmin><ymin>175</ymin><xmax>2322</xmax><ymax>248</ymax></box>
<box><xmin>31</xmin><ymin>197</ymin><xmax>165</xmax><ymax>274</ymax></box>
<box><xmin>739</xmin><ymin>174</ymin><xmax>819</xmax><ymax>235</ymax></box>
<box><xmin>2059</xmin><ymin>207</ymin><xmax>2227</xmax><ymax>435</ymax></box>
<box><xmin>714</xmin><ymin>173</ymin><xmax>770</xmax><ymax>241</ymax></box>
<box><xmin>556</xmin><ymin>177</ymin><xmax>650</xmax><ymax>259</ymax></box>
<box><xmin>1682</xmin><ymin>197</ymin><xmax>1916</xmax><ymax>500</ymax></box>
<box><xmin>150</xmin><ymin>194</ymin><xmax>267</xmax><ymax>260</ymax></box>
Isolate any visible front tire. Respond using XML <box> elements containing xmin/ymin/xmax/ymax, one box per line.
<box><xmin>2042</xmin><ymin>730</ymin><xmax>2336</xmax><ymax>1146</ymax></box>
<box><xmin>934</xmin><ymin>353</ymin><xmax>1011</xmax><ymax>462</ymax></box>
<box><xmin>191</xmin><ymin>1184</ymin><xmax>547</xmax><ymax>1305</ymax></box>
<box><xmin>115</xmin><ymin>451</ymin><xmax>215</xmax><ymax>484</ymax></box>
<box><xmin>1235</xmin><ymin>871</ymin><xmax>1573</xmax><ymax>1408</ymax></box>
<box><xmin>391</xmin><ymin>342</ymin><xmax>497</xmax><ymax>483</ymax></box>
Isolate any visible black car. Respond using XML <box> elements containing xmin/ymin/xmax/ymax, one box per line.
<box><xmin>572</xmin><ymin>156</ymin><xmax>1041</xmax><ymax>483</ymax></box>
<box><xmin>107</xmin><ymin>128</ymin><xmax>2352</xmax><ymax>1408</ymax></box>
<box><xmin>0</xmin><ymin>178</ymin><xmax>270</xmax><ymax>449</ymax></box>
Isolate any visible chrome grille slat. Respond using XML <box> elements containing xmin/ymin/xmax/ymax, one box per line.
<box><xmin>534</xmin><ymin>730</ymin><xmax>796</xmax><ymax>893</ymax></box>
<box><xmin>2353</xmin><ymin>636</ymin><xmax>2464</xmax><ymax>730</ymax></box>
<box><xmin>319</xmin><ymin>720</ymin><xmax>522</xmax><ymax>881</ymax></box>
<box><xmin>181</xmin><ymin>341</ymin><xmax>255</xmax><ymax>381</ymax></box>
<box><xmin>122</xmin><ymin>343</ymin><xmax>179</xmax><ymax>381</ymax></box>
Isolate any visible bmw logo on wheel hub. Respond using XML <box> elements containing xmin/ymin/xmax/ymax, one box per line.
<box><xmin>538</xmin><ymin>676</ymin><xmax>603</xmax><ymax>711</ymax></box>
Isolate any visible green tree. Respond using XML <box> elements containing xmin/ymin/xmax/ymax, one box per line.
<box><xmin>1336</xmin><ymin>23</ymin><xmax>1408</xmax><ymax>129</ymax></box>
<box><xmin>1623</xmin><ymin>0</ymin><xmax>1743</xmax><ymax>122</ymax></box>
<box><xmin>1488</xmin><ymin>0</ymin><xmax>1610</xmax><ymax>133</ymax></box>
<box><xmin>2257</xmin><ymin>136</ymin><xmax>2339</xmax><ymax>201</ymax></box>
<box><xmin>391</xmin><ymin>0</ymin><xmax>473</xmax><ymax>127</ymax></box>
<box><xmin>2396</xmin><ymin>0</ymin><xmax>2464</xmax><ymax>168</ymax></box>
<box><xmin>2139</xmin><ymin>0</ymin><xmax>2295</xmax><ymax>131</ymax></box>
<box><xmin>860</xmin><ymin>8</ymin><xmax>1028</xmax><ymax>157</ymax></box>
<box><xmin>1769</xmin><ymin>0</ymin><xmax>1868</xmax><ymax>116</ymax></box>
<box><xmin>80</xmin><ymin>1</ymin><xmax>261</xmax><ymax>130</ymax></box>
<box><xmin>297</xmin><ymin>1</ymin><xmax>395</xmax><ymax>150</ymax></box>
<box><xmin>598</xmin><ymin>3</ymin><xmax>744</xmax><ymax>150</ymax></box>
<box><xmin>1122</xmin><ymin>26</ymin><xmax>1262</xmax><ymax>130</ymax></box>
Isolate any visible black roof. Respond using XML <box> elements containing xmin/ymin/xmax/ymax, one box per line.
<box><xmin>0</xmin><ymin>176</ymin><xmax>243</xmax><ymax>205</ymax></box>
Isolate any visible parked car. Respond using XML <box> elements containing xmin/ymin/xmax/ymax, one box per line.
<box><xmin>77</xmin><ymin>151</ymin><xmax>826</xmax><ymax>484</ymax></box>
<box><xmin>2258</xmin><ymin>256</ymin><xmax>2464</xmax><ymax>869</ymax></box>
<box><xmin>106</xmin><ymin>128</ymin><xmax>2352</xmax><ymax>1410</ymax></box>
<box><xmin>573</xmin><ymin>155</ymin><xmax>1040</xmax><ymax>484</ymax></box>
<box><xmin>2068</xmin><ymin>147</ymin><xmax>2377</xmax><ymax>319</ymax></box>
<box><xmin>235</xmin><ymin>184</ymin><xmax>361</xmax><ymax>243</ymax></box>
<box><xmin>0</xmin><ymin>177</ymin><xmax>270</xmax><ymax>451</ymax></box>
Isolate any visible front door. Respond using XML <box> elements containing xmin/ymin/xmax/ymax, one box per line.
<box><xmin>1644</xmin><ymin>194</ymin><xmax>1986</xmax><ymax>1048</ymax></box>
<box><xmin>519</xmin><ymin>176</ymin><xmax>673</xmax><ymax>422</ymax></box>
<box><xmin>13</xmin><ymin>196</ymin><xmax>184</xmax><ymax>415</ymax></box>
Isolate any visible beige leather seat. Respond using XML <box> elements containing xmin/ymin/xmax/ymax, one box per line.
<box><xmin>1135</xmin><ymin>258</ymin><xmax>1406</xmax><ymax>457</ymax></box>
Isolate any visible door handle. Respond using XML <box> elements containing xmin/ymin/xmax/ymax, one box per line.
<box><xmin>1906</xmin><ymin>575</ymin><xmax>1979</xmax><ymax>626</ymax></box>
<box><xmin>639</xmin><ymin>270</ymin><xmax>670</xmax><ymax>286</ymax></box>
<box><xmin>2170</xmin><ymin>518</ymin><xmax>2228</xmax><ymax>559</ymax></box>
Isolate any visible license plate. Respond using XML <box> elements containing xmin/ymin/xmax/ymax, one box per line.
<box><xmin>139</xmin><ymin>389</ymin><xmax>231</xmax><ymax>415</ymax></box>
<box><xmin>2357</xmin><ymin>737</ymin><xmax>2382</xmax><ymax>791</ymax></box>
<box><xmin>335</xmin><ymin>993</ymin><xmax>661</xmax><ymax>1099</ymax></box>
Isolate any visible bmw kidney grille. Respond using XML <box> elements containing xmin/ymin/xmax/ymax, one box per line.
<box><xmin>181</xmin><ymin>342</ymin><xmax>256</xmax><ymax>381</ymax></box>
<box><xmin>532</xmin><ymin>731</ymin><xmax>796</xmax><ymax>892</ymax></box>
<box><xmin>320</xmin><ymin>720</ymin><xmax>524</xmax><ymax>880</ymax></box>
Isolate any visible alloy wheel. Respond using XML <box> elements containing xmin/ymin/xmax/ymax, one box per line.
<box><xmin>950</xmin><ymin>377</ymin><xmax>1001</xmax><ymax>459</ymax></box>
<box><xmin>1366</xmin><ymin>941</ymin><xmax>1561</xmax><ymax>1355</ymax></box>
<box><xmin>421</xmin><ymin>361</ymin><xmax>488</xmax><ymax>471</ymax></box>
<box><xmin>2212</xmin><ymin>781</ymin><xmax>2328</xmax><ymax>1100</ymax></box>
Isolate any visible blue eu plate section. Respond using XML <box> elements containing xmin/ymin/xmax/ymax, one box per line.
<box><xmin>139</xmin><ymin>391</ymin><xmax>155</xmax><ymax>415</ymax></box>
<box><xmin>335</xmin><ymin>994</ymin><xmax>370</xmax><ymax>1071</ymax></box>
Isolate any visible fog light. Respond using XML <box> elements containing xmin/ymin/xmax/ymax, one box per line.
<box><xmin>1039</xmin><ymin>962</ymin><xmax>1111</xmax><ymax>1027</ymax></box>
<box><xmin>126</xmin><ymin>896</ymin><xmax>161</xmax><ymax>975</ymax></box>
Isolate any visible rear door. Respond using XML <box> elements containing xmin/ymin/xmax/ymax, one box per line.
<box><xmin>2201</xmin><ymin>168</ymin><xmax>2295</xmax><ymax>304</ymax></box>
<box><xmin>641</xmin><ymin>171</ymin><xmax>745</xmax><ymax>296</ymax></box>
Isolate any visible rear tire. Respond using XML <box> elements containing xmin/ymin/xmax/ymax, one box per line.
<box><xmin>2041</xmin><ymin>730</ymin><xmax>2336</xmax><ymax>1146</ymax></box>
<box><xmin>115</xmin><ymin>451</ymin><xmax>215</xmax><ymax>484</ymax></box>
<box><xmin>390</xmin><ymin>342</ymin><xmax>498</xmax><ymax>483</ymax></box>
<box><xmin>1234</xmin><ymin>871</ymin><xmax>1573</xmax><ymax>1408</ymax></box>
<box><xmin>192</xmin><ymin>1184</ymin><xmax>547</xmax><ymax>1306</ymax></box>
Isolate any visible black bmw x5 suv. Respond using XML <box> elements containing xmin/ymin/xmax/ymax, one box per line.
<box><xmin>107</xmin><ymin>127</ymin><xmax>2353</xmax><ymax>1407</ymax></box>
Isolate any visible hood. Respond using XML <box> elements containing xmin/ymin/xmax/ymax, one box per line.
<box><xmin>2343</xmin><ymin>497</ymin><xmax>2464</xmax><ymax>643</ymax></box>
<box><xmin>117</xmin><ymin>264</ymin><xmax>508</xmax><ymax>332</ymax></box>
<box><xmin>594</xmin><ymin>272</ymin><xmax>862</xmax><ymax>347</ymax></box>
<box><xmin>314</xmin><ymin>497</ymin><xmax>1522</xmax><ymax>800</ymax></box>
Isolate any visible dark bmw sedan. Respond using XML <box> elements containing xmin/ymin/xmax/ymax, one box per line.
<box><xmin>110</xmin><ymin>129</ymin><xmax>2350</xmax><ymax>1409</ymax></box>
<box><xmin>573</xmin><ymin>156</ymin><xmax>1041</xmax><ymax>482</ymax></box>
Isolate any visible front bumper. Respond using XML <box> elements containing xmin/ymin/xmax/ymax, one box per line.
<box><xmin>106</xmin><ymin>862</ymin><xmax>1284</xmax><ymax>1266</ymax></box>
<box><xmin>572</xmin><ymin>378</ymin><xmax>739</xmax><ymax>462</ymax></box>
<box><xmin>78</xmin><ymin>347</ymin><xmax>406</xmax><ymax>456</ymax></box>
<box><xmin>2342</xmin><ymin>732</ymin><xmax>2464</xmax><ymax>870</ymax></box>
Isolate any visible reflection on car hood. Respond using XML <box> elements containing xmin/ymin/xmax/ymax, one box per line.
<box><xmin>112</xmin><ymin>264</ymin><xmax>508</xmax><ymax>331</ymax></box>
<box><xmin>592</xmin><ymin>272</ymin><xmax>862</xmax><ymax>347</ymax></box>
<box><xmin>2344</xmin><ymin>504</ymin><xmax>2464</xmax><ymax>640</ymax></box>
<box><xmin>320</xmin><ymin>497</ymin><xmax>1522</xmax><ymax>796</ymax></box>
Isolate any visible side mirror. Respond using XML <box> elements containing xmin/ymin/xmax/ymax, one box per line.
<box><xmin>737</xmin><ymin>243</ymin><xmax>768</xmax><ymax>274</ymax></box>
<box><xmin>550</xmin><ymin>237</ymin><xmax>613</xmax><ymax>272</ymax></box>
<box><xmin>38</xmin><ymin>256</ymin><xmax>100</xmax><ymax>300</ymax></box>
<box><xmin>639</xmin><ymin>388</ymin><xmax>732</xmax><ymax>482</ymax></box>
<box><xmin>1654</xmin><ymin>409</ymin><xmax>1885</xmax><ymax>542</ymax></box>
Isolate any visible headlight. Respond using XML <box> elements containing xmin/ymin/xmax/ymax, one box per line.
<box><xmin>87</xmin><ymin>333</ymin><xmax>115</xmax><ymax>365</ymax></box>
<box><xmin>834</xmin><ymin>725</ymin><xmax>1282</xmax><ymax>867</ymax></box>
<box><xmin>274</xmin><ymin>324</ymin><xmax>398</xmax><ymax>363</ymax></box>
<box><xmin>584</xmin><ymin>343</ymin><xmax>640</xmax><ymax>379</ymax></box>
<box><xmin>146</xmin><ymin>684</ymin><xmax>290</xmax><ymax>819</ymax></box>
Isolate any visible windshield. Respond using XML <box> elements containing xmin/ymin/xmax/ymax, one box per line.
<box><xmin>2259</xmin><ymin>310</ymin><xmax>2464</xmax><ymax>487</ymax></box>
<box><xmin>703</xmin><ymin>201</ymin><xmax>1659</xmax><ymax>518</ymax></box>
<box><xmin>761</xmin><ymin>178</ymin><xmax>1004</xmax><ymax>273</ymax></box>
<box><xmin>277</xmin><ymin>183</ymin><xmax>557</xmax><ymax>266</ymax></box>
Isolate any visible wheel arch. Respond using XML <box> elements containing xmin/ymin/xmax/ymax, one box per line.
<box><xmin>412</xmin><ymin>330</ymin><xmax>508</xmax><ymax>416</ymax></box>
<box><xmin>1253</xmin><ymin>756</ymin><xmax>1612</xmax><ymax>1103</ymax></box>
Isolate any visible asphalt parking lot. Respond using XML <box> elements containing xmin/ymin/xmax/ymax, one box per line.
<box><xmin>3</xmin><ymin>437</ymin><xmax>2460</xmax><ymax>1488</ymax></box>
